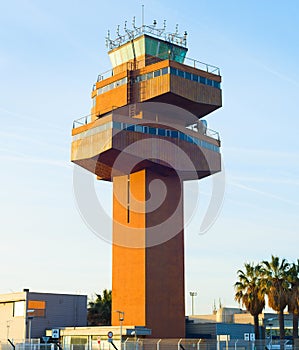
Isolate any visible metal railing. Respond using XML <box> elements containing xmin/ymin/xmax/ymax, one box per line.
<box><xmin>72</xmin><ymin>115</ymin><xmax>219</xmax><ymax>140</ymax></box>
<box><xmin>72</xmin><ymin>114</ymin><xmax>94</xmax><ymax>128</ymax></box>
<box><xmin>0</xmin><ymin>341</ymin><xmax>59</xmax><ymax>350</ymax></box>
<box><xmin>184</xmin><ymin>57</ymin><xmax>220</xmax><ymax>75</ymax></box>
<box><xmin>57</xmin><ymin>339</ymin><xmax>299</xmax><ymax>350</ymax></box>
<box><xmin>92</xmin><ymin>54</ymin><xmax>220</xmax><ymax>91</ymax></box>
<box><xmin>3</xmin><ymin>339</ymin><xmax>298</xmax><ymax>350</ymax></box>
<box><xmin>72</xmin><ymin>114</ymin><xmax>220</xmax><ymax>141</ymax></box>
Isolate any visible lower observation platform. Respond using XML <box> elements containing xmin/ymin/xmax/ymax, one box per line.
<box><xmin>71</xmin><ymin>104</ymin><xmax>221</xmax><ymax>181</ymax></box>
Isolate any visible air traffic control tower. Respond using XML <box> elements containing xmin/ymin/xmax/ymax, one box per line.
<box><xmin>71</xmin><ymin>20</ymin><xmax>222</xmax><ymax>338</ymax></box>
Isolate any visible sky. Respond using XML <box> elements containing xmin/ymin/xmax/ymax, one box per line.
<box><xmin>0</xmin><ymin>0</ymin><xmax>299</xmax><ymax>316</ymax></box>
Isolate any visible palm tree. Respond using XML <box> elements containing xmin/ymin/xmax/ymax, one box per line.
<box><xmin>235</xmin><ymin>262</ymin><xmax>266</xmax><ymax>339</ymax></box>
<box><xmin>87</xmin><ymin>289</ymin><xmax>112</xmax><ymax>325</ymax></box>
<box><xmin>262</xmin><ymin>256</ymin><xmax>290</xmax><ymax>340</ymax></box>
<box><xmin>287</xmin><ymin>260</ymin><xmax>299</xmax><ymax>340</ymax></box>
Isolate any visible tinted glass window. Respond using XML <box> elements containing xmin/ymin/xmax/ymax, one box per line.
<box><xmin>170</xmin><ymin>67</ymin><xmax>177</xmax><ymax>75</ymax></box>
<box><xmin>127</xmin><ymin>124</ymin><xmax>135</xmax><ymax>131</ymax></box>
<box><xmin>149</xmin><ymin>127</ymin><xmax>156</xmax><ymax>135</ymax></box>
<box><xmin>113</xmin><ymin>122</ymin><xmax>121</xmax><ymax>129</ymax></box>
<box><xmin>179</xmin><ymin>133</ymin><xmax>186</xmax><ymax>141</ymax></box>
<box><xmin>199</xmin><ymin>76</ymin><xmax>206</xmax><ymax>84</ymax></box>
<box><xmin>185</xmin><ymin>72</ymin><xmax>191</xmax><ymax>80</ymax></box>
<box><xmin>161</xmin><ymin>67</ymin><xmax>169</xmax><ymax>75</ymax></box>
<box><xmin>158</xmin><ymin>128</ymin><xmax>166</xmax><ymax>136</ymax></box>
<box><xmin>192</xmin><ymin>74</ymin><xmax>198</xmax><ymax>82</ymax></box>
<box><xmin>194</xmin><ymin>138</ymin><xmax>200</xmax><ymax>146</ymax></box>
<box><xmin>171</xmin><ymin>131</ymin><xmax>178</xmax><ymax>138</ymax></box>
<box><xmin>147</xmin><ymin>72</ymin><xmax>153</xmax><ymax>80</ymax></box>
<box><xmin>207</xmin><ymin>79</ymin><xmax>213</xmax><ymax>86</ymax></box>
<box><xmin>213</xmin><ymin>81</ymin><xmax>220</xmax><ymax>89</ymax></box>
<box><xmin>178</xmin><ymin>70</ymin><xmax>184</xmax><ymax>78</ymax></box>
<box><xmin>186</xmin><ymin>135</ymin><xmax>193</xmax><ymax>143</ymax></box>
<box><xmin>154</xmin><ymin>70</ymin><xmax>161</xmax><ymax>77</ymax></box>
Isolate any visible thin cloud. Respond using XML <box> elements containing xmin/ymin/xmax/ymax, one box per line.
<box><xmin>251</xmin><ymin>58</ymin><xmax>299</xmax><ymax>89</ymax></box>
<box><xmin>0</xmin><ymin>107</ymin><xmax>65</xmax><ymax>134</ymax></box>
<box><xmin>231</xmin><ymin>175</ymin><xmax>299</xmax><ymax>186</ymax></box>
<box><xmin>229</xmin><ymin>180</ymin><xmax>299</xmax><ymax>206</ymax></box>
<box><xmin>0</xmin><ymin>130</ymin><xmax>67</xmax><ymax>153</ymax></box>
<box><xmin>0</xmin><ymin>154</ymin><xmax>69</xmax><ymax>168</ymax></box>
<box><xmin>225</xmin><ymin>146</ymin><xmax>299</xmax><ymax>160</ymax></box>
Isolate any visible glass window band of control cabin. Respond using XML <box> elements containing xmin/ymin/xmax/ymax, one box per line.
<box><xmin>72</xmin><ymin>121</ymin><xmax>220</xmax><ymax>153</ymax></box>
<box><xmin>93</xmin><ymin>67</ymin><xmax>221</xmax><ymax>97</ymax></box>
<box><xmin>133</xmin><ymin>67</ymin><xmax>221</xmax><ymax>89</ymax></box>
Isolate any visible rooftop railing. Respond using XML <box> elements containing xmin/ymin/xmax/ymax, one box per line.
<box><xmin>184</xmin><ymin>57</ymin><xmax>220</xmax><ymax>75</ymax></box>
<box><xmin>92</xmin><ymin>55</ymin><xmax>220</xmax><ymax>91</ymax></box>
<box><xmin>72</xmin><ymin>115</ymin><xmax>220</xmax><ymax>143</ymax></box>
<box><xmin>72</xmin><ymin>114</ymin><xmax>93</xmax><ymax>129</ymax></box>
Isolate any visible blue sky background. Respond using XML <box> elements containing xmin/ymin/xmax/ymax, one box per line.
<box><xmin>0</xmin><ymin>0</ymin><xmax>299</xmax><ymax>315</ymax></box>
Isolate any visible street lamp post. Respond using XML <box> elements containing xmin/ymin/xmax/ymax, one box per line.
<box><xmin>28</xmin><ymin>316</ymin><xmax>34</xmax><ymax>344</ymax></box>
<box><xmin>115</xmin><ymin>310</ymin><xmax>124</xmax><ymax>349</ymax></box>
<box><xmin>6</xmin><ymin>320</ymin><xmax>10</xmax><ymax>340</ymax></box>
<box><xmin>27</xmin><ymin>309</ymin><xmax>35</xmax><ymax>345</ymax></box>
<box><xmin>189</xmin><ymin>292</ymin><xmax>197</xmax><ymax>315</ymax></box>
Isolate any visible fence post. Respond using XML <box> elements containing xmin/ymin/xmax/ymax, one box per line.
<box><xmin>197</xmin><ymin>339</ymin><xmax>201</xmax><ymax>350</ymax></box>
<box><xmin>178</xmin><ymin>339</ymin><xmax>182</xmax><ymax>350</ymax></box>
<box><xmin>124</xmin><ymin>338</ymin><xmax>129</xmax><ymax>350</ymax></box>
<box><xmin>157</xmin><ymin>339</ymin><xmax>161</xmax><ymax>350</ymax></box>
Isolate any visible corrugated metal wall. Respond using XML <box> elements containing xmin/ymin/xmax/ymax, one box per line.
<box><xmin>28</xmin><ymin>292</ymin><xmax>87</xmax><ymax>338</ymax></box>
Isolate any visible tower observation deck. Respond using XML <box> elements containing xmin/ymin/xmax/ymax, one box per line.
<box><xmin>71</xmin><ymin>20</ymin><xmax>222</xmax><ymax>338</ymax></box>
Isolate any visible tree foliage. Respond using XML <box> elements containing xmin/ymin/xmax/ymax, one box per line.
<box><xmin>287</xmin><ymin>260</ymin><xmax>299</xmax><ymax>339</ymax></box>
<box><xmin>235</xmin><ymin>262</ymin><xmax>266</xmax><ymax>339</ymax></box>
<box><xmin>236</xmin><ymin>256</ymin><xmax>299</xmax><ymax>341</ymax></box>
<box><xmin>87</xmin><ymin>289</ymin><xmax>112</xmax><ymax>326</ymax></box>
<box><xmin>262</xmin><ymin>256</ymin><xmax>290</xmax><ymax>340</ymax></box>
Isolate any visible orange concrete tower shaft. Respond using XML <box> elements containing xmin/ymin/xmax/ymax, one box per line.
<box><xmin>112</xmin><ymin>170</ymin><xmax>185</xmax><ymax>337</ymax></box>
<box><xmin>71</xmin><ymin>22</ymin><xmax>222</xmax><ymax>338</ymax></box>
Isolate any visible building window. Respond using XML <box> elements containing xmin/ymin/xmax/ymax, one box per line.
<box><xmin>177</xmin><ymin>70</ymin><xmax>184</xmax><ymax>78</ymax></box>
<box><xmin>207</xmin><ymin>79</ymin><xmax>213</xmax><ymax>86</ymax></box>
<box><xmin>199</xmin><ymin>76</ymin><xmax>206</xmax><ymax>84</ymax></box>
<box><xmin>185</xmin><ymin>72</ymin><xmax>191</xmax><ymax>80</ymax></box>
<box><xmin>192</xmin><ymin>74</ymin><xmax>198</xmax><ymax>82</ymax></box>
<box><xmin>149</xmin><ymin>127</ymin><xmax>156</xmax><ymax>135</ymax></box>
<box><xmin>13</xmin><ymin>301</ymin><xmax>25</xmax><ymax>317</ymax></box>
<box><xmin>154</xmin><ymin>70</ymin><xmax>161</xmax><ymax>78</ymax></box>
<box><xmin>146</xmin><ymin>72</ymin><xmax>153</xmax><ymax>80</ymax></box>
<box><xmin>158</xmin><ymin>128</ymin><xmax>166</xmax><ymax>136</ymax></box>
<box><xmin>161</xmin><ymin>67</ymin><xmax>169</xmax><ymax>75</ymax></box>
<box><xmin>170</xmin><ymin>67</ymin><xmax>177</xmax><ymax>75</ymax></box>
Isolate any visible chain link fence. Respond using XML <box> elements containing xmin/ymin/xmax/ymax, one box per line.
<box><xmin>2</xmin><ymin>339</ymin><xmax>299</xmax><ymax>350</ymax></box>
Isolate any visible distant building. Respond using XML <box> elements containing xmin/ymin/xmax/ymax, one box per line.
<box><xmin>0</xmin><ymin>289</ymin><xmax>87</xmax><ymax>342</ymax></box>
<box><xmin>189</xmin><ymin>307</ymin><xmax>247</xmax><ymax>324</ymax></box>
<box><xmin>186</xmin><ymin>307</ymin><xmax>295</xmax><ymax>340</ymax></box>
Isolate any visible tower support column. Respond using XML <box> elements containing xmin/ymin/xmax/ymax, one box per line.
<box><xmin>112</xmin><ymin>169</ymin><xmax>185</xmax><ymax>338</ymax></box>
